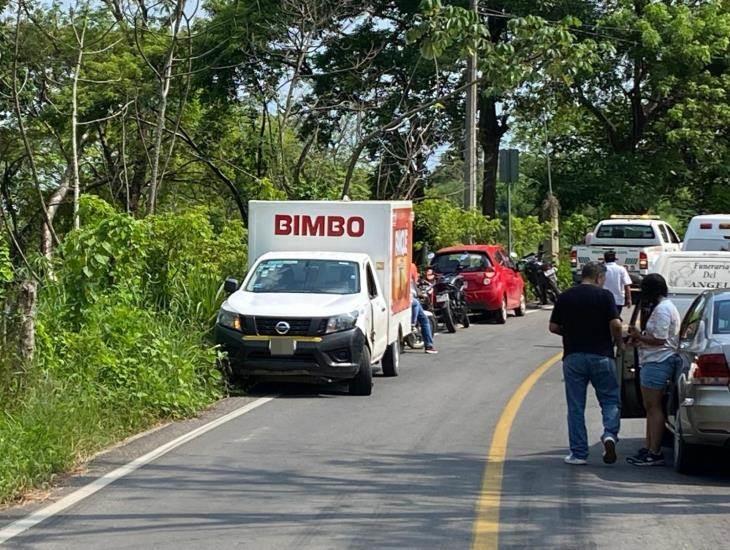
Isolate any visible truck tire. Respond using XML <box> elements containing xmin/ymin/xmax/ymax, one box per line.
<box><xmin>349</xmin><ymin>347</ymin><xmax>373</xmax><ymax>396</ymax></box>
<box><xmin>443</xmin><ymin>302</ymin><xmax>457</xmax><ymax>333</ymax></box>
<box><xmin>381</xmin><ymin>339</ymin><xmax>400</xmax><ymax>377</ymax></box>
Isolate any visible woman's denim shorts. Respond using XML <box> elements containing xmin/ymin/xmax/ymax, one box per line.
<box><xmin>640</xmin><ymin>354</ymin><xmax>681</xmax><ymax>390</ymax></box>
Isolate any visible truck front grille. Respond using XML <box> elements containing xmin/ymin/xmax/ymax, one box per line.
<box><xmin>254</xmin><ymin>317</ymin><xmax>327</xmax><ymax>336</ymax></box>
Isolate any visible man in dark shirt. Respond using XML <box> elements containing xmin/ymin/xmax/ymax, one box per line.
<box><xmin>550</xmin><ymin>261</ymin><xmax>624</xmax><ymax>465</ymax></box>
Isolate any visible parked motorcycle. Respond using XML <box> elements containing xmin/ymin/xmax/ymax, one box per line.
<box><xmin>428</xmin><ymin>272</ymin><xmax>470</xmax><ymax>333</ymax></box>
<box><xmin>521</xmin><ymin>250</ymin><xmax>561</xmax><ymax>305</ymax></box>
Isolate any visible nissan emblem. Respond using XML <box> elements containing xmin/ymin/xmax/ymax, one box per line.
<box><xmin>275</xmin><ymin>321</ymin><xmax>290</xmax><ymax>335</ymax></box>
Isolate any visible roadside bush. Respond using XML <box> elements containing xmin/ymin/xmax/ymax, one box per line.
<box><xmin>414</xmin><ymin>199</ymin><xmax>502</xmax><ymax>251</ymax></box>
<box><xmin>0</xmin><ymin>197</ymin><xmax>245</xmax><ymax>503</ymax></box>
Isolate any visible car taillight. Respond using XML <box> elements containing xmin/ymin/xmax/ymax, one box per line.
<box><xmin>483</xmin><ymin>267</ymin><xmax>496</xmax><ymax>285</ymax></box>
<box><xmin>639</xmin><ymin>251</ymin><xmax>648</xmax><ymax>270</ymax></box>
<box><xmin>570</xmin><ymin>249</ymin><xmax>577</xmax><ymax>268</ymax></box>
<box><xmin>692</xmin><ymin>354</ymin><xmax>730</xmax><ymax>385</ymax></box>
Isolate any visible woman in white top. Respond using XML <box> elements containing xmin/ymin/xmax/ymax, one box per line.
<box><xmin>627</xmin><ymin>274</ymin><xmax>681</xmax><ymax>466</ymax></box>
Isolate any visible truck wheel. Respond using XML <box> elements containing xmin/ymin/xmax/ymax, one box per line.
<box><xmin>514</xmin><ymin>293</ymin><xmax>527</xmax><ymax>317</ymax></box>
<box><xmin>495</xmin><ymin>296</ymin><xmax>508</xmax><ymax>324</ymax></box>
<box><xmin>443</xmin><ymin>302</ymin><xmax>457</xmax><ymax>333</ymax></box>
<box><xmin>382</xmin><ymin>340</ymin><xmax>400</xmax><ymax>377</ymax></box>
<box><xmin>349</xmin><ymin>347</ymin><xmax>373</xmax><ymax>396</ymax></box>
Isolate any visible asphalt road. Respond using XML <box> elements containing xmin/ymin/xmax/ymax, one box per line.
<box><xmin>2</xmin><ymin>308</ymin><xmax>729</xmax><ymax>549</ymax></box>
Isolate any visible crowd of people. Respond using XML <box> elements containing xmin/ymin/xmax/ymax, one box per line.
<box><xmin>549</xmin><ymin>251</ymin><xmax>681</xmax><ymax>467</ymax></box>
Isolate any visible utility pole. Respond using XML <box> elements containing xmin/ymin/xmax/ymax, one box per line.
<box><xmin>543</xmin><ymin>116</ymin><xmax>559</xmax><ymax>262</ymax></box>
<box><xmin>463</xmin><ymin>0</ymin><xmax>478</xmax><ymax>210</ymax></box>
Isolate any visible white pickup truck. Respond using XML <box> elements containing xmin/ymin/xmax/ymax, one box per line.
<box><xmin>570</xmin><ymin>216</ymin><xmax>682</xmax><ymax>286</ymax></box>
<box><xmin>215</xmin><ymin>200</ymin><xmax>414</xmax><ymax>396</ymax></box>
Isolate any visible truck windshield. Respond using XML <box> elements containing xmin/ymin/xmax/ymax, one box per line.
<box><xmin>432</xmin><ymin>252</ymin><xmax>491</xmax><ymax>274</ymax></box>
<box><xmin>245</xmin><ymin>259</ymin><xmax>360</xmax><ymax>295</ymax></box>
<box><xmin>596</xmin><ymin>224</ymin><xmax>655</xmax><ymax>239</ymax></box>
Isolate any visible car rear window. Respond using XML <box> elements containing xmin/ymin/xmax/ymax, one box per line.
<box><xmin>431</xmin><ymin>252</ymin><xmax>491</xmax><ymax>274</ymax></box>
<box><xmin>713</xmin><ymin>299</ymin><xmax>730</xmax><ymax>334</ymax></box>
<box><xmin>596</xmin><ymin>224</ymin><xmax>655</xmax><ymax>239</ymax></box>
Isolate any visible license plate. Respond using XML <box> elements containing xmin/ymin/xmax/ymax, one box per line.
<box><xmin>436</xmin><ymin>295</ymin><xmax>449</xmax><ymax>303</ymax></box>
<box><xmin>544</xmin><ymin>268</ymin><xmax>556</xmax><ymax>277</ymax></box>
<box><xmin>270</xmin><ymin>338</ymin><xmax>296</xmax><ymax>356</ymax></box>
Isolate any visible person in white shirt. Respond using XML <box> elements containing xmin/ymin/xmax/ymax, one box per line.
<box><xmin>626</xmin><ymin>274</ymin><xmax>681</xmax><ymax>466</ymax></box>
<box><xmin>603</xmin><ymin>251</ymin><xmax>632</xmax><ymax>316</ymax></box>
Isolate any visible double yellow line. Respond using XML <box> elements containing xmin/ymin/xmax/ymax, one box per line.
<box><xmin>472</xmin><ymin>352</ymin><xmax>563</xmax><ymax>550</ymax></box>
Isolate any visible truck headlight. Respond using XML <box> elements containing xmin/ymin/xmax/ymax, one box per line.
<box><xmin>217</xmin><ymin>309</ymin><xmax>242</xmax><ymax>331</ymax></box>
<box><xmin>326</xmin><ymin>311</ymin><xmax>359</xmax><ymax>334</ymax></box>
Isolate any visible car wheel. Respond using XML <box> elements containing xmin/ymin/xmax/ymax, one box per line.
<box><xmin>494</xmin><ymin>296</ymin><xmax>508</xmax><ymax>324</ymax></box>
<box><xmin>673</xmin><ymin>416</ymin><xmax>697</xmax><ymax>474</ymax></box>
<box><xmin>381</xmin><ymin>339</ymin><xmax>400</xmax><ymax>377</ymax></box>
<box><xmin>349</xmin><ymin>346</ymin><xmax>373</xmax><ymax>396</ymax></box>
<box><xmin>443</xmin><ymin>301</ymin><xmax>457</xmax><ymax>333</ymax></box>
<box><xmin>514</xmin><ymin>293</ymin><xmax>527</xmax><ymax>317</ymax></box>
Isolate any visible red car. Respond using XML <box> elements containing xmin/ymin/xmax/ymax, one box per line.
<box><xmin>430</xmin><ymin>245</ymin><xmax>526</xmax><ymax>324</ymax></box>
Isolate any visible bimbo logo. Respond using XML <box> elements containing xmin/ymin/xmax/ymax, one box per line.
<box><xmin>274</xmin><ymin>214</ymin><xmax>365</xmax><ymax>237</ymax></box>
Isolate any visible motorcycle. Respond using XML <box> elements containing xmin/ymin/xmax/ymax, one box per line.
<box><xmin>428</xmin><ymin>272</ymin><xmax>470</xmax><ymax>333</ymax></box>
<box><xmin>404</xmin><ymin>282</ymin><xmax>437</xmax><ymax>349</ymax></box>
<box><xmin>521</xmin><ymin>250</ymin><xmax>561</xmax><ymax>305</ymax></box>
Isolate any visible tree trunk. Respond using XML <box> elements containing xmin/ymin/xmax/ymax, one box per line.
<box><xmin>478</xmin><ymin>94</ymin><xmax>502</xmax><ymax>218</ymax></box>
<box><xmin>17</xmin><ymin>279</ymin><xmax>38</xmax><ymax>364</ymax></box>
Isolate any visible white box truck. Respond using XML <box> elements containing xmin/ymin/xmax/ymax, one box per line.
<box><xmin>215</xmin><ymin>200</ymin><xmax>414</xmax><ymax>395</ymax></box>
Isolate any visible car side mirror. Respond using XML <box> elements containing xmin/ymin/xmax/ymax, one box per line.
<box><xmin>224</xmin><ymin>277</ymin><xmax>239</xmax><ymax>294</ymax></box>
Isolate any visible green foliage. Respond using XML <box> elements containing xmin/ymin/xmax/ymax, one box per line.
<box><xmin>560</xmin><ymin>213</ymin><xmax>596</xmax><ymax>251</ymax></box>
<box><xmin>0</xmin><ymin>199</ymin><xmax>245</xmax><ymax>503</ymax></box>
<box><xmin>414</xmin><ymin>199</ymin><xmax>502</xmax><ymax>250</ymax></box>
<box><xmin>0</xmin><ymin>239</ymin><xmax>12</xmax><ymax>301</ymax></box>
<box><xmin>510</xmin><ymin>216</ymin><xmax>552</xmax><ymax>257</ymax></box>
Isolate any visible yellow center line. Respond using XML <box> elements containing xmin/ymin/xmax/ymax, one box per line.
<box><xmin>472</xmin><ymin>351</ymin><xmax>563</xmax><ymax>550</ymax></box>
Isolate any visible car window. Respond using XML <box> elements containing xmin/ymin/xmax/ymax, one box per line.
<box><xmin>712</xmin><ymin>299</ymin><xmax>730</xmax><ymax>334</ymax></box>
<box><xmin>366</xmin><ymin>264</ymin><xmax>378</xmax><ymax>299</ymax></box>
<box><xmin>684</xmin><ymin>238</ymin><xmax>730</xmax><ymax>252</ymax></box>
<box><xmin>494</xmin><ymin>251</ymin><xmax>506</xmax><ymax>266</ymax></box>
<box><xmin>658</xmin><ymin>224</ymin><xmax>671</xmax><ymax>243</ymax></box>
<box><xmin>595</xmin><ymin>224</ymin><xmax>655</xmax><ymax>239</ymax></box>
<box><xmin>680</xmin><ymin>294</ymin><xmax>707</xmax><ymax>341</ymax></box>
<box><xmin>667</xmin><ymin>225</ymin><xmax>681</xmax><ymax>244</ymax></box>
<box><xmin>431</xmin><ymin>252</ymin><xmax>491</xmax><ymax>273</ymax></box>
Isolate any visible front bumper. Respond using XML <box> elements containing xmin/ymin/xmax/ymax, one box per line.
<box><xmin>215</xmin><ymin>325</ymin><xmax>365</xmax><ymax>381</ymax></box>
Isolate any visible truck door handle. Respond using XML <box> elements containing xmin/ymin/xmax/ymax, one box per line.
<box><xmin>381</xmin><ymin>306</ymin><xmax>386</xmax><ymax>312</ymax></box>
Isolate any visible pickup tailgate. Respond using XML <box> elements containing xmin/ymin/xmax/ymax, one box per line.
<box><xmin>574</xmin><ymin>246</ymin><xmax>641</xmax><ymax>271</ymax></box>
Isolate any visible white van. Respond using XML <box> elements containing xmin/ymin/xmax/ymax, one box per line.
<box><xmin>681</xmin><ymin>215</ymin><xmax>730</xmax><ymax>252</ymax></box>
<box><xmin>651</xmin><ymin>251</ymin><xmax>730</xmax><ymax>318</ymax></box>
<box><xmin>215</xmin><ymin>200</ymin><xmax>414</xmax><ymax>396</ymax></box>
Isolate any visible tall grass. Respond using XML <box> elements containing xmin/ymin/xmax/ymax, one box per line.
<box><xmin>0</xmin><ymin>198</ymin><xmax>246</xmax><ymax>504</ymax></box>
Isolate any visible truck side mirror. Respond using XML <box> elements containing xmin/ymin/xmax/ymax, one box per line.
<box><xmin>224</xmin><ymin>278</ymin><xmax>239</xmax><ymax>294</ymax></box>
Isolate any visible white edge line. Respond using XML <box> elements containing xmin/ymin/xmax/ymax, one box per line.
<box><xmin>0</xmin><ymin>396</ymin><xmax>275</xmax><ymax>545</ymax></box>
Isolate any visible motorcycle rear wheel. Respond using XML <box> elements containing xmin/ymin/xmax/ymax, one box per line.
<box><xmin>443</xmin><ymin>302</ymin><xmax>457</xmax><ymax>333</ymax></box>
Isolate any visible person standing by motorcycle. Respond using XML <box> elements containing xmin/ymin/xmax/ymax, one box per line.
<box><xmin>411</xmin><ymin>263</ymin><xmax>438</xmax><ymax>355</ymax></box>
<box><xmin>603</xmin><ymin>251</ymin><xmax>632</xmax><ymax>317</ymax></box>
<box><xmin>549</xmin><ymin>261</ymin><xmax>624</xmax><ymax>465</ymax></box>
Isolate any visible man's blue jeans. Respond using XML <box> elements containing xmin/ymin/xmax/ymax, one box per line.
<box><xmin>411</xmin><ymin>299</ymin><xmax>434</xmax><ymax>348</ymax></box>
<box><xmin>563</xmin><ymin>353</ymin><xmax>620</xmax><ymax>460</ymax></box>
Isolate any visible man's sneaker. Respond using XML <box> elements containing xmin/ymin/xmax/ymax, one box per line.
<box><xmin>425</xmin><ymin>347</ymin><xmax>439</xmax><ymax>355</ymax></box>
<box><xmin>602</xmin><ymin>436</ymin><xmax>617</xmax><ymax>464</ymax></box>
<box><xmin>564</xmin><ymin>454</ymin><xmax>587</xmax><ymax>465</ymax></box>
<box><xmin>627</xmin><ymin>450</ymin><xmax>665</xmax><ymax>466</ymax></box>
